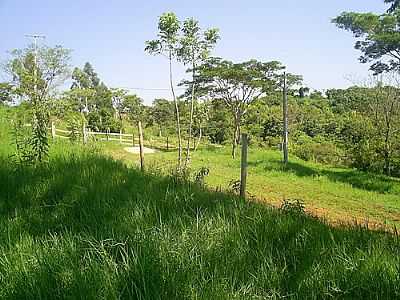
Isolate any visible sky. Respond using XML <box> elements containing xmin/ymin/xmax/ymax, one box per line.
<box><xmin>0</xmin><ymin>0</ymin><xmax>387</xmax><ymax>104</ymax></box>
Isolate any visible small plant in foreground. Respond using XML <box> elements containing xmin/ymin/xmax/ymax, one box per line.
<box><xmin>228</xmin><ymin>179</ymin><xmax>241</xmax><ymax>195</ymax></box>
<box><xmin>10</xmin><ymin>118</ymin><xmax>33</xmax><ymax>165</ymax></box>
<box><xmin>281</xmin><ymin>198</ymin><xmax>306</xmax><ymax>215</ymax></box>
<box><xmin>193</xmin><ymin>166</ymin><xmax>210</xmax><ymax>187</ymax></box>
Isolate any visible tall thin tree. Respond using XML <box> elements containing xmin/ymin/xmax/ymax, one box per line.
<box><xmin>178</xmin><ymin>18</ymin><xmax>219</xmax><ymax>167</ymax></box>
<box><xmin>146</xmin><ymin>12</ymin><xmax>183</xmax><ymax>169</ymax></box>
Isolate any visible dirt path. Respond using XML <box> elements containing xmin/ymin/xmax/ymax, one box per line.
<box><xmin>124</xmin><ymin>147</ymin><xmax>157</xmax><ymax>154</ymax></box>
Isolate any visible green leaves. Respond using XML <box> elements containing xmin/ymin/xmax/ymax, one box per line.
<box><xmin>5</xmin><ymin>44</ymin><xmax>71</xmax><ymax>163</ymax></box>
<box><xmin>123</xmin><ymin>94</ymin><xmax>144</xmax><ymax>122</ymax></box>
<box><xmin>196</xmin><ymin>58</ymin><xmax>300</xmax><ymax>102</ymax></box>
<box><xmin>0</xmin><ymin>82</ymin><xmax>14</xmax><ymax>104</ymax></box>
<box><xmin>333</xmin><ymin>2</ymin><xmax>400</xmax><ymax>73</ymax></box>
<box><xmin>145</xmin><ymin>12</ymin><xmax>180</xmax><ymax>56</ymax></box>
<box><xmin>178</xmin><ymin>18</ymin><xmax>219</xmax><ymax>65</ymax></box>
<box><xmin>6</xmin><ymin>44</ymin><xmax>71</xmax><ymax>105</ymax></box>
<box><xmin>158</xmin><ymin>12</ymin><xmax>180</xmax><ymax>42</ymax></box>
<box><xmin>145</xmin><ymin>12</ymin><xmax>220</xmax><ymax>64</ymax></box>
<box><xmin>385</xmin><ymin>0</ymin><xmax>400</xmax><ymax>12</ymax></box>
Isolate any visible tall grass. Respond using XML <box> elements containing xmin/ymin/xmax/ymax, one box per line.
<box><xmin>142</xmin><ymin>146</ymin><xmax>400</xmax><ymax>227</ymax></box>
<box><xmin>1</xmin><ymin>142</ymin><xmax>400</xmax><ymax>299</ymax></box>
<box><xmin>1</xmin><ymin>106</ymin><xmax>400</xmax><ymax>299</ymax></box>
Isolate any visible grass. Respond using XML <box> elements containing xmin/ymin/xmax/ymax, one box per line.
<box><xmin>1</xmin><ymin>108</ymin><xmax>400</xmax><ymax>298</ymax></box>
<box><xmin>106</xmin><ymin>144</ymin><xmax>400</xmax><ymax>228</ymax></box>
<box><xmin>1</xmin><ymin>142</ymin><xmax>400</xmax><ymax>299</ymax></box>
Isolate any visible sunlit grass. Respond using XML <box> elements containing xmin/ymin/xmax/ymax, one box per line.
<box><xmin>1</xmin><ymin>143</ymin><xmax>400</xmax><ymax>299</ymax></box>
<box><xmin>109</xmin><ymin>143</ymin><xmax>400</xmax><ymax>227</ymax></box>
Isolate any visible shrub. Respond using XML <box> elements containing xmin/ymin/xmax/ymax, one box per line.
<box><xmin>293</xmin><ymin>134</ymin><xmax>344</xmax><ymax>165</ymax></box>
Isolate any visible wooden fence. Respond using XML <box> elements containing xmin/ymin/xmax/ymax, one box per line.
<box><xmin>50</xmin><ymin>122</ymin><xmax>136</xmax><ymax>146</ymax></box>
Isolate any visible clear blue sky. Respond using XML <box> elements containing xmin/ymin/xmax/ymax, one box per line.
<box><xmin>0</xmin><ymin>0</ymin><xmax>387</xmax><ymax>104</ymax></box>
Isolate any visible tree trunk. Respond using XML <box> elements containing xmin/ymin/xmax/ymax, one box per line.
<box><xmin>138</xmin><ymin>120</ymin><xmax>145</xmax><ymax>172</ymax></box>
<box><xmin>194</xmin><ymin>126</ymin><xmax>202</xmax><ymax>152</ymax></box>
<box><xmin>185</xmin><ymin>57</ymin><xmax>196</xmax><ymax>168</ymax></box>
<box><xmin>232</xmin><ymin>118</ymin><xmax>240</xmax><ymax>159</ymax></box>
<box><xmin>384</xmin><ymin>126</ymin><xmax>391</xmax><ymax>176</ymax></box>
<box><xmin>169</xmin><ymin>51</ymin><xmax>182</xmax><ymax>170</ymax></box>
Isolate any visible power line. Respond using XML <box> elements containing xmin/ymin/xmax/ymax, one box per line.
<box><xmin>24</xmin><ymin>34</ymin><xmax>46</xmax><ymax>52</ymax></box>
<box><xmin>119</xmin><ymin>86</ymin><xmax>186</xmax><ymax>91</ymax></box>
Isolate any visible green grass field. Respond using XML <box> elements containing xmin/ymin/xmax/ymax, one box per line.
<box><xmin>1</xmin><ymin>141</ymin><xmax>400</xmax><ymax>299</ymax></box>
<box><xmin>107</xmin><ymin>143</ymin><xmax>400</xmax><ymax>229</ymax></box>
<box><xmin>1</xmin><ymin>109</ymin><xmax>400</xmax><ymax>298</ymax></box>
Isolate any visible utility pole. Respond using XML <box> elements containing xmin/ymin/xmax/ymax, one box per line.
<box><xmin>240</xmin><ymin>133</ymin><xmax>248</xmax><ymax>199</ymax></box>
<box><xmin>282</xmin><ymin>72</ymin><xmax>289</xmax><ymax>165</ymax></box>
<box><xmin>25</xmin><ymin>34</ymin><xmax>45</xmax><ymax>102</ymax></box>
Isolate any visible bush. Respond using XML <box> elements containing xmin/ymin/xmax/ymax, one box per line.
<box><xmin>293</xmin><ymin>134</ymin><xmax>344</xmax><ymax>165</ymax></box>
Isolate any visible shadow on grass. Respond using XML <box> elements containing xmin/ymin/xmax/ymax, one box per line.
<box><xmin>0</xmin><ymin>152</ymin><xmax>399</xmax><ymax>299</ymax></box>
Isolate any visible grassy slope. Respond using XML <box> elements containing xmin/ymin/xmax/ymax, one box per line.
<box><xmin>108</xmin><ymin>144</ymin><xmax>400</xmax><ymax>227</ymax></box>
<box><xmin>1</xmin><ymin>143</ymin><xmax>400</xmax><ymax>299</ymax></box>
<box><xmin>1</xmin><ymin>108</ymin><xmax>400</xmax><ymax>298</ymax></box>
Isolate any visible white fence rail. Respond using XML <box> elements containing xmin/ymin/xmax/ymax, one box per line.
<box><xmin>50</xmin><ymin>122</ymin><xmax>135</xmax><ymax>146</ymax></box>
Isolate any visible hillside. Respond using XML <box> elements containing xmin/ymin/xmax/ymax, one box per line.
<box><xmin>0</xmin><ymin>113</ymin><xmax>400</xmax><ymax>299</ymax></box>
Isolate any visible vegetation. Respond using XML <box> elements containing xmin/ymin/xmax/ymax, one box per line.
<box><xmin>0</xmin><ymin>114</ymin><xmax>400</xmax><ymax>299</ymax></box>
<box><xmin>2</xmin><ymin>0</ymin><xmax>400</xmax><ymax>298</ymax></box>
<box><xmin>4</xmin><ymin>44</ymin><xmax>71</xmax><ymax>162</ymax></box>
<box><xmin>108</xmin><ymin>143</ymin><xmax>400</xmax><ymax>228</ymax></box>
<box><xmin>191</xmin><ymin>58</ymin><xmax>301</xmax><ymax>158</ymax></box>
<box><xmin>334</xmin><ymin>2</ymin><xmax>400</xmax><ymax>73</ymax></box>
<box><xmin>145</xmin><ymin>12</ymin><xmax>219</xmax><ymax>169</ymax></box>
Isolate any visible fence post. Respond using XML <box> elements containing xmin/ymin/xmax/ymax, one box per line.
<box><xmin>132</xmin><ymin>131</ymin><xmax>135</xmax><ymax>147</ymax></box>
<box><xmin>106</xmin><ymin>128</ymin><xmax>110</xmax><ymax>141</ymax></box>
<box><xmin>166</xmin><ymin>136</ymin><xmax>169</xmax><ymax>151</ymax></box>
<box><xmin>240</xmin><ymin>133</ymin><xmax>248</xmax><ymax>199</ymax></box>
<box><xmin>119</xmin><ymin>129</ymin><xmax>122</xmax><ymax>144</ymax></box>
<box><xmin>51</xmin><ymin>121</ymin><xmax>56</xmax><ymax>139</ymax></box>
<box><xmin>138</xmin><ymin>121</ymin><xmax>145</xmax><ymax>171</ymax></box>
<box><xmin>282</xmin><ymin>72</ymin><xmax>289</xmax><ymax>164</ymax></box>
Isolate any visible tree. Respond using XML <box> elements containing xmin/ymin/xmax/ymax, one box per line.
<box><xmin>146</xmin><ymin>12</ymin><xmax>183</xmax><ymax>169</ymax></box>
<box><xmin>5</xmin><ymin>44</ymin><xmax>71</xmax><ymax>162</ymax></box>
<box><xmin>150</xmin><ymin>98</ymin><xmax>175</xmax><ymax>137</ymax></box>
<box><xmin>69</xmin><ymin>62</ymin><xmax>115</xmax><ymax>131</ymax></box>
<box><xmin>205</xmin><ymin>99</ymin><xmax>232</xmax><ymax>145</ymax></box>
<box><xmin>368</xmin><ymin>75</ymin><xmax>400</xmax><ymax>175</ymax></box>
<box><xmin>333</xmin><ymin>2</ymin><xmax>400</xmax><ymax>73</ymax></box>
<box><xmin>298</xmin><ymin>87</ymin><xmax>310</xmax><ymax>98</ymax></box>
<box><xmin>195</xmin><ymin>58</ymin><xmax>302</xmax><ymax>158</ymax></box>
<box><xmin>0</xmin><ymin>82</ymin><xmax>14</xmax><ymax>104</ymax></box>
<box><xmin>63</xmin><ymin>87</ymin><xmax>95</xmax><ymax>114</ymax></box>
<box><xmin>123</xmin><ymin>94</ymin><xmax>144</xmax><ymax>124</ymax></box>
<box><xmin>326</xmin><ymin>86</ymin><xmax>375</xmax><ymax>113</ymax></box>
<box><xmin>325</xmin><ymin>78</ymin><xmax>400</xmax><ymax>176</ymax></box>
<box><xmin>192</xmin><ymin>100</ymin><xmax>211</xmax><ymax>151</ymax></box>
<box><xmin>111</xmin><ymin>88</ymin><xmax>128</xmax><ymax>124</ymax></box>
<box><xmin>71</xmin><ymin>67</ymin><xmax>91</xmax><ymax>89</ymax></box>
<box><xmin>83</xmin><ymin>62</ymin><xmax>100</xmax><ymax>88</ymax></box>
<box><xmin>386</xmin><ymin>0</ymin><xmax>400</xmax><ymax>12</ymax></box>
<box><xmin>178</xmin><ymin>18</ymin><xmax>219</xmax><ymax>166</ymax></box>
